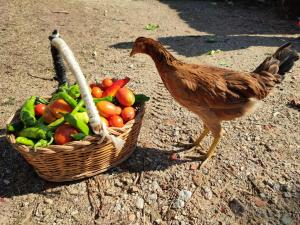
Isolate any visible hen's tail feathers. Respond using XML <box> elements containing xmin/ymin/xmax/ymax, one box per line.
<box><xmin>254</xmin><ymin>43</ymin><xmax>299</xmax><ymax>77</ymax></box>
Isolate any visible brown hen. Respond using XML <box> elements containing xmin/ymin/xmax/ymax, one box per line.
<box><xmin>130</xmin><ymin>37</ymin><xmax>299</xmax><ymax>166</ymax></box>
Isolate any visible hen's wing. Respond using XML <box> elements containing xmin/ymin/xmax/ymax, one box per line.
<box><xmin>174</xmin><ymin>63</ymin><xmax>271</xmax><ymax>109</ymax></box>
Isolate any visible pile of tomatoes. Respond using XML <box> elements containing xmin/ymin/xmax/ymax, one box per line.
<box><xmin>90</xmin><ymin>77</ymin><xmax>137</xmax><ymax>128</ymax></box>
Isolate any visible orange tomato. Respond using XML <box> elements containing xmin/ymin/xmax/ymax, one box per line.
<box><xmin>100</xmin><ymin>116</ymin><xmax>109</xmax><ymax>127</ymax></box>
<box><xmin>121</xmin><ymin>107</ymin><xmax>136</xmax><ymax>122</ymax></box>
<box><xmin>102</xmin><ymin>78</ymin><xmax>113</xmax><ymax>89</ymax></box>
<box><xmin>91</xmin><ymin>86</ymin><xmax>103</xmax><ymax>98</ymax></box>
<box><xmin>42</xmin><ymin>106</ymin><xmax>57</xmax><ymax>124</ymax></box>
<box><xmin>115</xmin><ymin>106</ymin><xmax>122</xmax><ymax>115</ymax></box>
<box><xmin>108</xmin><ymin>115</ymin><xmax>124</xmax><ymax>128</ymax></box>
<box><xmin>54</xmin><ymin>124</ymin><xmax>78</xmax><ymax>145</ymax></box>
<box><xmin>49</xmin><ymin>99</ymin><xmax>73</xmax><ymax>118</ymax></box>
<box><xmin>116</xmin><ymin>87</ymin><xmax>135</xmax><ymax>106</ymax></box>
<box><xmin>96</xmin><ymin>101</ymin><xmax>117</xmax><ymax>118</ymax></box>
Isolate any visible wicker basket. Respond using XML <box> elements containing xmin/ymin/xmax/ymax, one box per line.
<box><xmin>5</xmin><ymin>31</ymin><xmax>146</xmax><ymax>182</ymax></box>
<box><xmin>6</xmin><ymin>105</ymin><xmax>144</xmax><ymax>182</ymax></box>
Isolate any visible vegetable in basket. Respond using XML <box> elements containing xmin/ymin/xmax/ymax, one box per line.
<box><xmin>20</xmin><ymin>96</ymin><xmax>37</xmax><ymax>127</ymax></box>
<box><xmin>102</xmin><ymin>77</ymin><xmax>130</xmax><ymax>97</ymax></box>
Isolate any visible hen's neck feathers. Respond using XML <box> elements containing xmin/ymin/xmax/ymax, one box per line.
<box><xmin>144</xmin><ymin>41</ymin><xmax>179</xmax><ymax>68</ymax></box>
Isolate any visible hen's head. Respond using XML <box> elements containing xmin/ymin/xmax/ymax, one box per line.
<box><xmin>130</xmin><ymin>37</ymin><xmax>156</xmax><ymax>56</ymax></box>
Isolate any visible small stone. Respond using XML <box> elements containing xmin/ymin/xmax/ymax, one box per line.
<box><xmin>173</xmin><ymin>199</ymin><xmax>185</xmax><ymax>209</ymax></box>
<box><xmin>44</xmin><ymin>198</ymin><xmax>53</xmax><ymax>205</ymax></box>
<box><xmin>190</xmin><ymin>163</ymin><xmax>198</xmax><ymax>170</ymax></box>
<box><xmin>128</xmin><ymin>186</ymin><xmax>139</xmax><ymax>193</ymax></box>
<box><xmin>283</xmin><ymin>192</ymin><xmax>292</xmax><ymax>198</ymax></box>
<box><xmin>201</xmin><ymin>168</ymin><xmax>209</xmax><ymax>175</ymax></box>
<box><xmin>272</xmin><ymin>183</ymin><xmax>281</xmax><ymax>191</ymax></box>
<box><xmin>136</xmin><ymin>197</ymin><xmax>144</xmax><ymax>209</ymax></box>
<box><xmin>115</xmin><ymin>203</ymin><xmax>122</xmax><ymax>211</ymax></box>
<box><xmin>201</xmin><ymin>186</ymin><xmax>213</xmax><ymax>200</ymax></box>
<box><xmin>170</xmin><ymin>153</ymin><xmax>179</xmax><ymax>161</ymax></box>
<box><xmin>252</xmin><ymin>197</ymin><xmax>267</xmax><ymax>207</ymax></box>
<box><xmin>128</xmin><ymin>213</ymin><xmax>136</xmax><ymax>222</ymax></box>
<box><xmin>179</xmin><ymin>190</ymin><xmax>192</xmax><ymax>201</ymax></box>
<box><xmin>179</xmin><ymin>222</ymin><xmax>186</xmax><ymax>225</ymax></box>
<box><xmin>280</xmin><ymin>213</ymin><xmax>293</xmax><ymax>225</ymax></box>
<box><xmin>228</xmin><ymin>199</ymin><xmax>244</xmax><ymax>216</ymax></box>
<box><xmin>152</xmin><ymin>181</ymin><xmax>161</xmax><ymax>191</ymax></box>
<box><xmin>148</xmin><ymin>193</ymin><xmax>158</xmax><ymax>202</ymax></box>
<box><xmin>115</xmin><ymin>180</ymin><xmax>123</xmax><ymax>187</ymax></box>
<box><xmin>3</xmin><ymin>179</ymin><xmax>10</xmax><ymax>185</ymax></box>
<box><xmin>71</xmin><ymin>210</ymin><xmax>78</xmax><ymax>216</ymax></box>
<box><xmin>95</xmin><ymin>218</ymin><xmax>102</xmax><ymax>225</ymax></box>
<box><xmin>128</xmin><ymin>64</ymin><xmax>134</xmax><ymax>68</ymax></box>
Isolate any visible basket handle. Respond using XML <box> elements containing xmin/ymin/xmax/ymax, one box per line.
<box><xmin>49</xmin><ymin>30</ymin><xmax>125</xmax><ymax>150</ymax></box>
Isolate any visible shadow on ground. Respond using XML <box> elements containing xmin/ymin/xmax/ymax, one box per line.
<box><xmin>111</xmin><ymin>1</ymin><xmax>300</xmax><ymax>56</ymax></box>
<box><xmin>0</xmin><ymin>133</ymin><xmax>191</xmax><ymax>198</ymax></box>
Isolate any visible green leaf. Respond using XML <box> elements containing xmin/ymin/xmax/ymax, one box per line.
<box><xmin>144</xmin><ymin>24</ymin><xmax>159</xmax><ymax>31</ymax></box>
<box><xmin>207</xmin><ymin>49</ymin><xmax>222</xmax><ymax>55</ymax></box>
<box><xmin>71</xmin><ymin>133</ymin><xmax>86</xmax><ymax>141</ymax></box>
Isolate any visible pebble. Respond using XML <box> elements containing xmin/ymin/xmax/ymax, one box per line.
<box><xmin>44</xmin><ymin>198</ymin><xmax>53</xmax><ymax>205</ymax></box>
<box><xmin>136</xmin><ymin>197</ymin><xmax>144</xmax><ymax>209</ymax></box>
<box><xmin>179</xmin><ymin>190</ymin><xmax>192</xmax><ymax>201</ymax></box>
<box><xmin>71</xmin><ymin>210</ymin><xmax>78</xmax><ymax>216</ymax></box>
<box><xmin>283</xmin><ymin>192</ymin><xmax>292</xmax><ymax>198</ymax></box>
<box><xmin>148</xmin><ymin>193</ymin><xmax>158</xmax><ymax>202</ymax></box>
<box><xmin>173</xmin><ymin>199</ymin><xmax>185</xmax><ymax>209</ymax></box>
<box><xmin>201</xmin><ymin>186</ymin><xmax>213</xmax><ymax>200</ymax></box>
<box><xmin>128</xmin><ymin>213</ymin><xmax>136</xmax><ymax>222</ymax></box>
<box><xmin>115</xmin><ymin>180</ymin><xmax>123</xmax><ymax>187</ymax></box>
<box><xmin>115</xmin><ymin>203</ymin><xmax>122</xmax><ymax>211</ymax></box>
<box><xmin>228</xmin><ymin>198</ymin><xmax>245</xmax><ymax>216</ymax></box>
<box><xmin>3</xmin><ymin>179</ymin><xmax>10</xmax><ymax>185</ymax></box>
<box><xmin>152</xmin><ymin>181</ymin><xmax>161</xmax><ymax>191</ymax></box>
<box><xmin>280</xmin><ymin>213</ymin><xmax>293</xmax><ymax>225</ymax></box>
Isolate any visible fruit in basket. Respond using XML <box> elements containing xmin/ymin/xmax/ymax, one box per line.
<box><xmin>43</xmin><ymin>107</ymin><xmax>57</xmax><ymax>124</ymax></box>
<box><xmin>101</xmin><ymin>78</ymin><xmax>113</xmax><ymax>89</ymax></box>
<box><xmin>91</xmin><ymin>86</ymin><xmax>103</xmax><ymax>98</ymax></box>
<box><xmin>108</xmin><ymin>115</ymin><xmax>124</xmax><ymax>128</ymax></box>
<box><xmin>54</xmin><ymin>124</ymin><xmax>79</xmax><ymax>145</ymax></box>
<box><xmin>96</xmin><ymin>101</ymin><xmax>117</xmax><ymax>118</ymax></box>
<box><xmin>121</xmin><ymin>107</ymin><xmax>136</xmax><ymax>122</ymax></box>
<box><xmin>115</xmin><ymin>106</ymin><xmax>122</xmax><ymax>115</ymax></box>
<box><xmin>49</xmin><ymin>99</ymin><xmax>73</xmax><ymax>118</ymax></box>
<box><xmin>102</xmin><ymin>77</ymin><xmax>130</xmax><ymax>97</ymax></box>
<box><xmin>35</xmin><ymin>104</ymin><xmax>46</xmax><ymax>117</ymax></box>
<box><xmin>116</xmin><ymin>87</ymin><xmax>135</xmax><ymax>106</ymax></box>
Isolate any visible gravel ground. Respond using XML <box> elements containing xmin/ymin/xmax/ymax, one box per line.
<box><xmin>0</xmin><ymin>0</ymin><xmax>299</xmax><ymax>224</ymax></box>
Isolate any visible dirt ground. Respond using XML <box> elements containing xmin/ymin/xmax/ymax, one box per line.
<box><xmin>0</xmin><ymin>0</ymin><xmax>299</xmax><ymax>224</ymax></box>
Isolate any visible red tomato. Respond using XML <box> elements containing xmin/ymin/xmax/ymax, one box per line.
<box><xmin>115</xmin><ymin>106</ymin><xmax>122</xmax><ymax>115</ymax></box>
<box><xmin>91</xmin><ymin>86</ymin><xmax>103</xmax><ymax>98</ymax></box>
<box><xmin>96</xmin><ymin>101</ymin><xmax>117</xmax><ymax>118</ymax></box>
<box><xmin>100</xmin><ymin>116</ymin><xmax>109</xmax><ymax>127</ymax></box>
<box><xmin>108</xmin><ymin>115</ymin><xmax>124</xmax><ymax>128</ymax></box>
<box><xmin>102</xmin><ymin>78</ymin><xmax>113</xmax><ymax>89</ymax></box>
<box><xmin>35</xmin><ymin>104</ymin><xmax>46</xmax><ymax>117</ymax></box>
<box><xmin>54</xmin><ymin>124</ymin><xmax>78</xmax><ymax>145</ymax></box>
<box><xmin>121</xmin><ymin>107</ymin><xmax>136</xmax><ymax>122</ymax></box>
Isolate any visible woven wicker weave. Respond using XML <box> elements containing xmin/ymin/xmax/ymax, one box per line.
<box><xmin>6</xmin><ymin>104</ymin><xmax>145</xmax><ymax>182</ymax></box>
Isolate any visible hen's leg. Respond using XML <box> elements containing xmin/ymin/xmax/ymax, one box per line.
<box><xmin>192</xmin><ymin>126</ymin><xmax>210</xmax><ymax>147</ymax></box>
<box><xmin>180</xmin><ymin>127</ymin><xmax>209</xmax><ymax>156</ymax></box>
<box><xmin>198</xmin><ymin>123</ymin><xmax>223</xmax><ymax>168</ymax></box>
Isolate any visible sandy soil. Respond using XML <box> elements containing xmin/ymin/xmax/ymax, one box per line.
<box><xmin>0</xmin><ymin>0</ymin><xmax>299</xmax><ymax>224</ymax></box>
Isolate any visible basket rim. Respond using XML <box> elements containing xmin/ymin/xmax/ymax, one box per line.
<box><xmin>6</xmin><ymin>101</ymin><xmax>146</xmax><ymax>153</ymax></box>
